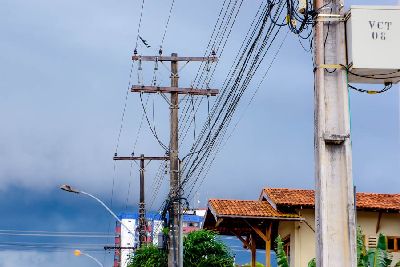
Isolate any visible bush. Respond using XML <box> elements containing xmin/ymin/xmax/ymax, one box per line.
<box><xmin>128</xmin><ymin>230</ymin><xmax>233</xmax><ymax>267</ymax></box>
<box><xmin>128</xmin><ymin>245</ymin><xmax>167</xmax><ymax>267</ymax></box>
<box><xmin>183</xmin><ymin>230</ymin><xmax>234</xmax><ymax>267</ymax></box>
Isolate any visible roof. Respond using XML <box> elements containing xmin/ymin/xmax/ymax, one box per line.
<box><xmin>262</xmin><ymin>188</ymin><xmax>400</xmax><ymax>212</ymax></box>
<box><xmin>182</xmin><ymin>214</ymin><xmax>204</xmax><ymax>223</ymax></box>
<box><xmin>208</xmin><ymin>199</ymin><xmax>300</xmax><ymax>219</ymax></box>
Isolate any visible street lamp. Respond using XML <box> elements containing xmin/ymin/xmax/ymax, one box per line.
<box><xmin>74</xmin><ymin>249</ymin><xmax>103</xmax><ymax>267</ymax></box>
<box><xmin>60</xmin><ymin>184</ymin><xmax>134</xmax><ymax>236</ymax></box>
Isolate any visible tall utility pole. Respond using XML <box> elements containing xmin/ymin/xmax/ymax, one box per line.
<box><xmin>314</xmin><ymin>0</ymin><xmax>357</xmax><ymax>265</ymax></box>
<box><xmin>114</xmin><ymin>155</ymin><xmax>169</xmax><ymax>247</ymax></box>
<box><xmin>131</xmin><ymin>53</ymin><xmax>218</xmax><ymax>267</ymax></box>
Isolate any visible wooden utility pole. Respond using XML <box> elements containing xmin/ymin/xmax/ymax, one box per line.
<box><xmin>314</xmin><ymin>0</ymin><xmax>357</xmax><ymax>265</ymax></box>
<box><xmin>131</xmin><ymin>53</ymin><xmax>218</xmax><ymax>267</ymax></box>
<box><xmin>114</xmin><ymin>155</ymin><xmax>169</xmax><ymax>247</ymax></box>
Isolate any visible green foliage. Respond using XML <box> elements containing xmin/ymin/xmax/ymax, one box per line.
<box><xmin>128</xmin><ymin>245</ymin><xmax>167</xmax><ymax>267</ymax></box>
<box><xmin>394</xmin><ymin>261</ymin><xmax>400</xmax><ymax>267</ymax></box>
<box><xmin>357</xmin><ymin>227</ymin><xmax>368</xmax><ymax>267</ymax></box>
<box><xmin>357</xmin><ymin>228</ymin><xmax>393</xmax><ymax>267</ymax></box>
<box><xmin>162</xmin><ymin>227</ymin><xmax>169</xmax><ymax>235</ymax></box>
<box><xmin>274</xmin><ymin>235</ymin><xmax>289</xmax><ymax>267</ymax></box>
<box><xmin>183</xmin><ymin>230</ymin><xmax>234</xmax><ymax>267</ymax></box>
<box><xmin>367</xmin><ymin>234</ymin><xmax>392</xmax><ymax>267</ymax></box>
<box><xmin>307</xmin><ymin>258</ymin><xmax>316</xmax><ymax>267</ymax></box>
<box><xmin>242</xmin><ymin>262</ymin><xmax>265</xmax><ymax>267</ymax></box>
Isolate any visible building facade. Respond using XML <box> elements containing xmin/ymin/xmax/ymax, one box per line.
<box><xmin>260</xmin><ymin>188</ymin><xmax>400</xmax><ymax>267</ymax></box>
<box><xmin>114</xmin><ymin>210</ymin><xmax>206</xmax><ymax>267</ymax></box>
<box><xmin>204</xmin><ymin>187</ymin><xmax>400</xmax><ymax>267</ymax></box>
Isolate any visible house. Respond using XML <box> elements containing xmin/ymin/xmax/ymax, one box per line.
<box><xmin>203</xmin><ymin>187</ymin><xmax>400</xmax><ymax>267</ymax></box>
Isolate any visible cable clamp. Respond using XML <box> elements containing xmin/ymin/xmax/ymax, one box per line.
<box><xmin>316</xmin><ymin>14</ymin><xmax>345</xmax><ymax>22</ymax></box>
<box><xmin>317</xmin><ymin>64</ymin><xmax>343</xmax><ymax>69</ymax></box>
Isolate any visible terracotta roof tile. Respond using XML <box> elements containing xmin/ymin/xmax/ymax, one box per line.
<box><xmin>208</xmin><ymin>199</ymin><xmax>299</xmax><ymax>218</ymax></box>
<box><xmin>262</xmin><ymin>188</ymin><xmax>400</xmax><ymax>212</ymax></box>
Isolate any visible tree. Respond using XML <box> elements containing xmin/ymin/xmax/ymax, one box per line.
<box><xmin>183</xmin><ymin>230</ymin><xmax>234</xmax><ymax>267</ymax></box>
<box><xmin>128</xmin><ymin>230</ymin><xmax>233</xmax><ymax>267</ymax></box>
<box><xmin>128</xmin><ymin>245</ymin><xmax>167</xmax><ymax>267</ymax></box>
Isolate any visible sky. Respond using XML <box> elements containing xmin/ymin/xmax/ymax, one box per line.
<box><xmin>0</xmin><ymin>0</ymin><xmax>399</xmax><ymax>266</ymax></box>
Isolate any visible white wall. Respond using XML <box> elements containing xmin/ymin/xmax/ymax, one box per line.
<box><xmin>278</xmin><ymin>209</ymin><xmax>400</xmax><ymax>267</ymax></box>
<box><xmin>120</xmin><ymin>218</ymin><xmax>138</xmax><ymax>267</ymax></box>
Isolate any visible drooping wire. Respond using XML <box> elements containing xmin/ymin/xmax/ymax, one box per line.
<box><xmin>135</xmin><ymin>0</ymin><xmax>146</xmax><ymax>50</ymax></box>
<box><xmin>181</xmin><ymin>0</ymin><xmax>288</xmax><ymax>198</ymax></box>
<box><xmin>160</xmin><ymin>0</ymin><xmax>176</xmax><ymax>51</ymax></box>
<box><xmin>139</xmin><ymin>93</ymin><xmax>169</xmax><ymax>151</ymax></box>
<box><xmin>348</xmin><ymin>82</ymin><xmax>393</xmax><ymax>94</ymax></box>
<box><xmin>115</xmin><ymin>62</ymin><xmax>135</xmax><ymax>155</ymax></box>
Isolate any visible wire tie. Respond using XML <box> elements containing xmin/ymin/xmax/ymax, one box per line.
<box><xmin>317</xmin><ymin>64</ymin><xmax>343</xmax><ymax>69</ymax></box>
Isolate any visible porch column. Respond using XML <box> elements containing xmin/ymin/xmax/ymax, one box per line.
<box><xmin>266</xmin><ymin>223</ymin><xmax>272</xmax><ymax>267</ymax></box>
<box><xmin>251</xmin><ymin>233</ymin><xmax>256</xmax><ymax>267</ymax></box>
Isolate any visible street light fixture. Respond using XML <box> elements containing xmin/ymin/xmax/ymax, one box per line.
<box><xmin>60</xmin><ymin>184</ymin><xmax>135</xmax><ymax>237</ymax></box>
<box><xmin>60</xmin><ymin>184</ymin><xmax>79</xmax><ymax>193</ymax></box>
<box><xmin>74</xmin><ymin>249</ymin><xmax>104</xmax><ymax>267</ymax></box>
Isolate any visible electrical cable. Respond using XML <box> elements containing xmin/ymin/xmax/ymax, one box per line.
<box><xmin>348</xmin><ymin>83</ymin><xmax>393</xmax><ymax>94</ymax></box>
<box><xmin>139</xmin><ymin>93</ymin><xmax>169</xmax><ymax>151</ymax></box>
<box><xmin>160</xmin><ymin>0</ymin><xmax>176</xmax><ymax>50</ymax></box>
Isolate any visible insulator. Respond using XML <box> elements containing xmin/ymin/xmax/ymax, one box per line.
<box><xmin>134</xmin><ymin>48</ymin><xmax>138</xmax><ymax>55</ymax></box>
<box><xmin>114</xmin><ymin>152</ymin><xmax>118</xmax><ymax>157</ymax></box>
<box><xmin>211</xmin><ymin>50</ymin><xmax>216</xmax><ymax>56</ymax></box>
<box><xmin>159</xmin><ymin>47</ymin><xmax>162</xmax><ymax>55</ymax></box>
<box><xmin>131</xmin><ymin>152</ymin><xmax>135</xmax><ymax>156</ymax></box>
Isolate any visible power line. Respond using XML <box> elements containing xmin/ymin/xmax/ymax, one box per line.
<box><xmin>135</xmin><ymin>0</ymin><xmax>146</xmax><ymax>50</ymax></box>
<box><xmin>181</xmin><ymin>0</ymin><xmax>291</xmax><ymax>199</ymax></box>
<box><xmin>0</xmin><ymin>233</ymin><xmax>116</xmax><ymax>238</ymax></box>
<box><xmin>0</xmin><ymin>230</ymin><xmax>114</xmax><ymax>235</ymax></box>
<box><xmin>160</xmin><ymin>0</ymin><xmax>176</xmax><ymax>49</ymax></box>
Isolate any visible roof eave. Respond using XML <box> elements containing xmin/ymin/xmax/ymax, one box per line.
<box><xmin>216</xmin><ymin>214</ymin><xmax>304</xmax><ymax>221</ymax></box>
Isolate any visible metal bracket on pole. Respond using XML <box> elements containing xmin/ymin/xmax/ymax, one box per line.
<box><xmin>323</xmin><ymin>133</ymin><xmax>350</xmax><ymax>145</ymax></box>
<box><xmin>316</xmin><ymin>14</ymin><xmax>345</xmax><ymax>22</ymax></box>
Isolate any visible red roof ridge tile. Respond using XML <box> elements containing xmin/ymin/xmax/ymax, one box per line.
<box><xmin>261</xmin><ymin>187</ymin><xmax>400</xmax><ymax>212</ymax></box>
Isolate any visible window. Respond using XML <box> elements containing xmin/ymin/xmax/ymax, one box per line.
<box><xmin>387</xmin><ymin>236</ymin><xmax>400</xmax><ymax>252</ymax></box>
<box><xmin>282</xmin><ymin>235</ymin><xmax>291</xmax><ymax>257</ymax></box>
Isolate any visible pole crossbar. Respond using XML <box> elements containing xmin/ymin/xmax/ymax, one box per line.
<box><xmin>131</xmin><ymin>85</ymin><xmax>219</xmax><ymax>96</ymax></box>
<box><xmin>113</xmin><ymin>156</ymin><xmax>169</xmax><ymax>161</ymax></box>
<box><xmin>132</xmin><ymin>55</ymin><xmax>218</xmax><ymax>62</ymax></box>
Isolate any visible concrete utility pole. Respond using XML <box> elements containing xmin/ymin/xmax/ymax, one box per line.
<box><xmin>114</xmin><ymin>155</ymin><xmax>169</xmax><ymax>247</ymax></box>
<box><xmin>314</xmin><ymin>0</ymin><xmax>357</xmax><ymax>266</ymax></box>
<box><xmin>169</xmin><ymin>53</ymin><xmax>180</xmax><ymax>267</ymax></box>
<box><xmin>130</xmin><ymin>53</ymin><xmax>218</xmax><ymax>267</ymax></box>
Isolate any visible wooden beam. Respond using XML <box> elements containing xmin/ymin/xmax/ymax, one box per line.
<box><xmin>250</xmin><ymin>224</ymin><xmax>268</xmax><ymax>242</ymax></box>
<box><xmin>131</xmin><ymin>85</ymin><xmax>219</xmax><ymax>96</ymax></box>
<box><xmin>215</xmin><ymin>218</ymin><xmax>224</xmax><ymax>228</ymax></box>
<box><xmin>132</xmin><ymin>55</ymin><xmax>218</xmax><ymax>62</ymax></box>
<box><xmin>231</xmin><ymin>231</ymin><xmax>250</xmax><ymax>249</ymax></box>
<box><xmin>266</xmin><ymin>223</ymin><xmax>272</xmax><ymax>267</ymax></box>
<box><xmin>250</xmin><ymin>233</ymin><xmax>256</xmax><ymax>267</ymax></box>
<box><xmin>113</xmin><ymin>156</ymin><xmax>169</xmax><ymax>161</ymax></box>
<box><xmin>376</xmin><ymin>212</ymin><xmax>382</xmax><ymax>234</ymax></box>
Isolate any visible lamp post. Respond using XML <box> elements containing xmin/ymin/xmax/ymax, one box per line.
<box><xmin>60</xmin><ymin>184</ymin><xmax>134</xmax><ymax>237</ymax></box>
<box><xmin>74</xmin><ymin>249</ymin><xmax>103</xmax><ymax>267</ymax></box>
